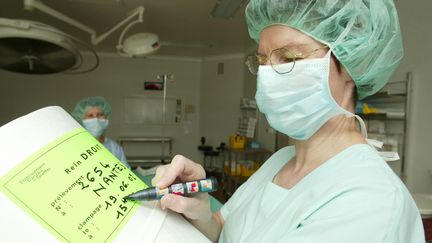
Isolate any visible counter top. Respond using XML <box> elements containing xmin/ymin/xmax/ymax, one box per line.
<box><xmin>412</xmin><ymin>193</ymin><xmax>432</xmax><ymax>216</ymax></box>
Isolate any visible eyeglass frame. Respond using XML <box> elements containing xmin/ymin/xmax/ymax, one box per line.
<box><xmin>245</xmin><ymin>45</ymin><xmax>329</xmax><ymax>75</ymax></box>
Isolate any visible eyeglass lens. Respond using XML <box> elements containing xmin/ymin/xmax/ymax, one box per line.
<box><xmin>270</xmin><ymin>48</ymin><xmax>295</xmax><ymax>74</ymax></box>
<box><xmin>246</xmin><ymin>55</ymin><xmax>260</xmax><ymax>75</ymax></box>
<box><xmin>246</xmin><ymin>48</ymin><xmax>297</xmax><ymax>75</ymax></box>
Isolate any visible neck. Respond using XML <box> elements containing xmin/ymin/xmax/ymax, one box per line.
<box><xmin>293</xmin><ymin>115</ymin><xmax>366</xmax><ymax>170</ymax></box>
<box><xmin>292</xmin><ymin>77</ymin><xmax>362</xmax><ymax>170</ymax></box>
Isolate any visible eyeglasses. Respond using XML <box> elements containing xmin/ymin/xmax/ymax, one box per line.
<box><xmin>245</xmin><ymin>45</ymin><xmax>329</xmax><ymax>75</ymax></box>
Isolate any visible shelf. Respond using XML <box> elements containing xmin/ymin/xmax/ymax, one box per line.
<box><xmin>118</xmin><ymin>137</ymin><xmax>172</xmax><ymax>168</ymax></box>
<box><xmin>127</xmin><ymin>156</ymin><xmax>171</xmax><ymax>169</ymax></box>
<box><xmin>368</xmin><ymin>132</ymin><xmax>405</xmax><ymax>136</ymax></box>
<box><xmin>362</xmin><ymin>72</ymin><xmax>412</xmax><ymax>179</ymax></box>
<box><xmin>371</xmin><ymin>91</ymin><xmax>407</xmax><ymax>98</ymax></box>
<box><xmin>222</xmin><ymin>148</ymin><xmax>272</xmax><ymax>199</ymax></box>
<box><xmin>240</xmin><ymin>106</ymin><xmax>257</xmax><ymax>110</ymax></box>
<box><xmin>227</xmin><ymin>148</ymin><xmax>271</xmax><ymax>154</ymax></box>
<box><xmin>363</xmin><ymin>96</ymin><xmax>406</xmax><ymax>105</ymax></box>
<box><xmin>239</xmin><ymin>98</ymin><xmax>258</xmax><ymax>138</ymax></box>
<box><xmin>376</xmin><ymin>80</ymin><xmax>408</xmax><ymax>97</ymax></box>
<box><xmin>362</xmin><ymin>80</ymin><xmax>408</xmax><ymax>102</ymax></box>
<box><xmin>358</xmin><ymin>113</ymin><xmax>405</xmax><ymax>120</ymax></box>
<box><xmin>118</xmin><ymin>137</ymin><xmax>172</xmax><ymax>143</ymax></box>
<box><xmin>127</xmin><ymin>156</ymin><xmax>171</xmax><ymax>163</ymax></box>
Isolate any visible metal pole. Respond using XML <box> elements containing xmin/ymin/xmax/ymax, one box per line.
<box><xmin>158</xmin><ymin>74</ymin><xmax>173</xmax><ymax>163</ymax></box>
<box><xmin>401</xmin><ymin>72</ymin><xmax>413</xmax><ymax>182</ymax></box>
<box><xmin>161</xmin><ymin>74</ymin><xmax>167</xmax><ymax>163</ymax></box>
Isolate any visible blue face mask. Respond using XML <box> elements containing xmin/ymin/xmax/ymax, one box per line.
<box><xmin>82</xmin><ymin>118</ymin><xmax>109</xmax><ymax>138</ymax></box>
<box><xmin>255</xmin><ymin>51</ymin><xmax>352</xmax><ymax>140</ymax></box>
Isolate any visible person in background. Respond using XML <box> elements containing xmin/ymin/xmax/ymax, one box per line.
<box><xmin>71</xmin><ymin>96</ymin><xmax>130</xmax><ymax>169</ymax></box>
<box><xmin>150</xmin><ymin>0</ymin><xmax>425</xmax><ymax>242</ymax></box>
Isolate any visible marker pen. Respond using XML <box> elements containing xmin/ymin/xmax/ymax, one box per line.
<box><xmin>124</xmin><ymin>177</ymin><xmax>218</xmax><ymax>201</ymax></box>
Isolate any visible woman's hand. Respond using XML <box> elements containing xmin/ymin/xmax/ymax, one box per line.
<box><xmin>151</xmin><ymin>155</ymin><xmax>211</xmax><ymax>221</ymax></box>
<box><xmin>152</xmin><ymin>154</ymin><xmax>223</xmax><ymax>241</ymax></box>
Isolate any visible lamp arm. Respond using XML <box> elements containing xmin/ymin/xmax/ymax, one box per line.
<box><xmin>24</xmin><ymin>0</ymin><xmax>144</xmax><ymax>45</ymax></box>
<box><xmin>92</xmin><ymin>6</ymin><xmax>144</xmax><ymax>45</ymax></box>
<box><xmin>116</xmin><ymin>19</ymin><xmax>142</xmax><ymax>50</ymax></box>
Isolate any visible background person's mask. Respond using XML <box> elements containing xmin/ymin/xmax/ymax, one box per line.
<box><xmin>82</xmin><ymin>118</ymin><xmax>109</xmax><ymax>138</ymax></box>
<box><xmin>255</xmin><ymin>51</ymin><xmax>352</xmax><ymax>140</ymax></box>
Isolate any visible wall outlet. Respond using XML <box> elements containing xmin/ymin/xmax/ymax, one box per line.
<box><xmin>217</xmin><ymin>62</ymin><xmax>224</xmax><ymax>75</ymax></box>
<box><xmin>185</xmin><ymin>104</ymin><xmax>195</xmax><ymax>113</ymax></box>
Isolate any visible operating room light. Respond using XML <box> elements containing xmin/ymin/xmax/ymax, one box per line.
<box><xmin>23</xmin><ymin>0</ymin><xmax>160</xmax><ymax>57</ymax></box>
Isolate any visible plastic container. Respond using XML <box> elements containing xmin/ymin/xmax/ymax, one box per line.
<box><xmin>229</xmin><ymin>135</ymin><xmax>246</xmax><ymax>149</ymax></box>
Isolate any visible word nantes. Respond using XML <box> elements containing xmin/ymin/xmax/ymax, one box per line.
<box><xmin>65</xmin><ymin>144</ymin><xmax>104</xmax><ymax>175</ymax></box>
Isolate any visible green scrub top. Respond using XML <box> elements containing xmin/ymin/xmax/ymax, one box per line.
<box><xmin>219</xmin><ymin>144</ymin><xmax>425</xmax><ymax>243</ymax></box>
<box><xmin>103</xmin><ymin>137</ymin><xmax>129</xmax><ymax>168</ymax></box>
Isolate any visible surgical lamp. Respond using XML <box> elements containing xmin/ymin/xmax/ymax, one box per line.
<box><xmin>24</xmin><ymin>0</ymin><xmax>160</xmax><ymax>57</ymax></box>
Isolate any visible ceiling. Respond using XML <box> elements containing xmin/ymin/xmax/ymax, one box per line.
<box><xmin>0</xmin><ymin>0</ymin><xmax>255</xmax><ymax>57</ymax></box>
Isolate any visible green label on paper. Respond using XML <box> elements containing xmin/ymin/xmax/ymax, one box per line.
<box><xmin>0</xmin><ymin>128</ymin><xmax>148</xmax><ymax>242</ymax></box>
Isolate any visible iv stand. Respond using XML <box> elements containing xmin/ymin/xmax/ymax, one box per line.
<box><xmin>157</xmin><ymin>74</ymin><xmax>174</xmax><ymax>163</ymax></box>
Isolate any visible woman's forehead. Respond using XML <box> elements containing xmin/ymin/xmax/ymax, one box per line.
<box><xmin>84</xmin><ymin>106</ymin><xmax>103</xmax><ymax>114</ymax></box>
<box><xmin>258</xmin><ymin>25</ymin><xmax>321</xmax><ymax>53</ymax></box>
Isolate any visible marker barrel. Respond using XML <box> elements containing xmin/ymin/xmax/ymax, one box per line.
<box><xmin>126</xmin><ymin>177</ymin><xmax>218</xmax><ymax>201</ymax></box>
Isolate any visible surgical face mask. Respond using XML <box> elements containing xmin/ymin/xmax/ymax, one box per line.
<box><xmin>82</xmin><ymin>118</ymin><xmax>109</xmax><ymax>138</ymax></box>
<box><xmin>255</xmin><ymin>51</ymin><xmax>352</xmax><ymax>140</ymax></box>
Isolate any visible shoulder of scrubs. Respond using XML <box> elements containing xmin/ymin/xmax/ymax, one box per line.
<box><xmin>218</xmin><ymin>144</ymin><xmax>425</xmax><ymax>243</ymax></box>
<box><xmin>220</xmin><ymin>145</ymin><xmax>295</xmax><ymax>221</ymax></box>
<box><xmin>103</xmin><ymin>138</ymin><xmax>130</xmax><ymax>169</ymax></box>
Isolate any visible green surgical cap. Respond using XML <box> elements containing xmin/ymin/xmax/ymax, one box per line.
<box><xmin>71</xmin><ymin>96</ymin><xmax>112</xmax><ymax>123</ymax></box>
<box><xmin>245</xmin><ymin>0</ymin><xmax>403</xmax><ymax>100</ymax></box>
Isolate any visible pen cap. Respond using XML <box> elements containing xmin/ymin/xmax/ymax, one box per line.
<box><xmin>197</xmin><ymin>177</ymin><xmax>218</xmax><ymax>193</ymax></box>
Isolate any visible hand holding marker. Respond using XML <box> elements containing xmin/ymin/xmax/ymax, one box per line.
<box><xmin>124</xmin><ymin>177</ymin><xmax>218</xmax><ymax>201</ymax></box>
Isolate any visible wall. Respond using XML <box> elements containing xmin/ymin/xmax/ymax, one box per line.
<box><xmin>0</xmin><ymin>53</ymin><xmax>203</xmax><ymax>162</ymax></box>
<box><xmin>199</xmin><ymin>54</ymin><xmax>245</xmax><ymax>149</ymax></box>
<box><xmin>395</xmin><ymin>0</ymin><xmax>432</xmax><ymax>194</ymax></box>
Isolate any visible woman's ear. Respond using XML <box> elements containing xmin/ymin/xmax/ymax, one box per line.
<box><xmin>343</xmin><ymin>79</ymin><xmax>357</xmax><ymax>112</ymax></box>
<box><xmin>329</xmin><ymin>54</ymin><xmax>356</xmax><ymax>112</ymax></box>
<box><xmin>341</xmin><ymin>66</ymin><xmax>354</xmax><ymax>84</ymax></box>
<box><xmin>338</xmin><ymin>61</ymin><xmax>356</xmax><ymax>103</ymax></box>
